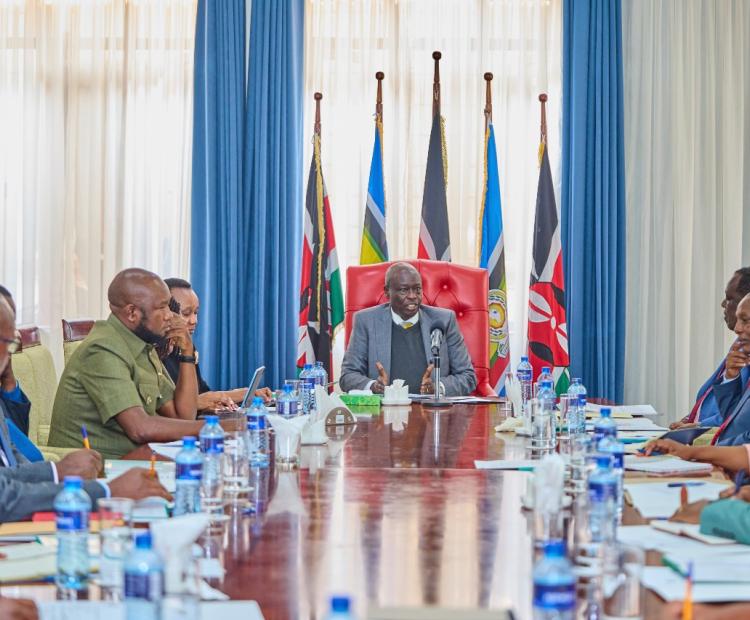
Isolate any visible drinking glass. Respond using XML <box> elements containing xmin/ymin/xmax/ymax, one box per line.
<box><xmin>98</xmin><ymin>497</ymin><xmax>134</xmax><ymax>601</ymax></box>
<box><xmin>275</xmin><ymin>427</ymin><xmax>301</xmax><ymax>470</ymax></box>
<box><xmin>223</xmin><ymin>431</ymin><xmax>250</xmax><ymax>497</ymax></box>
<box><xmin>602</xmin><ymin>543</ymin><xmax>644</xmax><ymax>619</ymax></box>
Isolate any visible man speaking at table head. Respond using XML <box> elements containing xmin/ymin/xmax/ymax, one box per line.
<box><xmin>340</xmin><ymin>262</ymin><xmax>476</xmax><ymax>396</ymax></box>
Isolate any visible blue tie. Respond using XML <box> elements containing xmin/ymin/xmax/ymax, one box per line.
<box><xmin>0</xmin><ymin>424</ymin><xmax>18</xmax><ymax>468</ymax></box>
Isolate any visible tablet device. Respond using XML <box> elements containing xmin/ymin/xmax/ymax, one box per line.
<box><xmin>656</xmin><ymin>426</ymin><xmax>712</xmax><ymax>445</ymax></box>
<box><xmin>240</xmin><ymin>366</ymin><xmax>266</xmax><ymax>409</ymax></box>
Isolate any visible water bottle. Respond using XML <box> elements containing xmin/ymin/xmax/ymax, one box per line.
<box><xmin>587</xmin><ymin>454</ymin><xmax>617</xmax><ymax>544</ymax></box>
<box><xmin>567</xmin><ymin>378</ymin><xmax>587</xmax><ymax>434</ymax></box>
<box><xmin>517</xmin><ymin>356</ymin><xmax>534</xmax><ymax>407</ymax></box>
<box><xmin>326</xmin><ymin>595</ymin><xmax>355</xmax><ymax>620</ymax></box>
<box><xmin>533</xmin><ymin>380</ymin><xmax>557</xmax><ymax>451</ymax></box>
<box><xmin>598</xmin><ymin>434</ymin><xmax>625</xmax><ymax>524</ymax></box>
<box><xmin>536</xmin><ymin>366</ymin><xmax>553</xmax><ymax>396</ymax></box>
<box><xmin>277</xmin><ymin>383</ymin><xmax>300</xmax><ymax>417</ymax></box>
<box><xmin>124</xmin><ymin>531</ymin><xmax>164</xmax><ymax>620</ymax></box>
<box><xmin>299</xmin><ymin>363</ymin><xmax>316</xmax><ymax>413</ymax></box>
<box><xmin>173</xmin><ymin>436</ymin><xmax>202</xmax><ymax>516</ymax></box>
<box><xmin>315</xmin><ymin>360</ymin><xmax>329</xmax><ymax>393</ymax></box>
<box><xmin>199</xmin><ymin>415</ymin><xmax>225</xmax><ymax>513</ymax></box>
<box><xmin>532</xmin><ymin>539</ymin><xmax>576</xmax><ymax>620</ymax></box>
<box><xmin>592</xmin><ymin>408</ymin><xmax>617</xmax><ymax>444</ymax></box>
<box><xmin>246</xmin><ymin>397</ymin><xmax>270</xmax><ymax>467</ymax></box>
<box><xmin>55</xmin><ymin>476</ymin><xmax>91</xmax><ymax>593</ymax></box>
<box><xmin>248</xmin><ymin>464</ymin><xmax>271</xmax><ymax>515</ymax></box>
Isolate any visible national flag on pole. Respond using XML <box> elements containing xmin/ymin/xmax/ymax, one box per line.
<box><xmin>527</xmin><ymin>96</ymin><xmax>570</xmax><ymax>395</ymax></box>
<box><xmin>479</xmin><ymin>123</ymin><xmax>510</xmax><ymax>394</ymax></box>
<box><xmin>360</xmin><ymin>78</ymin><xmax>388</xmax><ymax>264</ymax></box>
<box><xmin>418</xmin><ymin>52</ymin><xmax>451</xmax><ymax>261</ymax></box>
<box><xmin>297</xmin><ymin>103</ymin><xmax>344</xmax><ymax>380</ymax></box>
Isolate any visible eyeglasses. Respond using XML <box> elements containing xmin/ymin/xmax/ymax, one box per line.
<box><xmin>0</xmin><ymin>337</ymin><xmax>20</xmax><ymax>354</ymax></box>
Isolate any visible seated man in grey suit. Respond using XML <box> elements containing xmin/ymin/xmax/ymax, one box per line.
<box><xmin>340</xmin><ymin>262</ymin><xmax>477</xmax><ymax>396</ymax></box>
<box><xmin>0</xmin><ymin>296</ymin><xmax>170</xmax><ymax>522</ymax></box>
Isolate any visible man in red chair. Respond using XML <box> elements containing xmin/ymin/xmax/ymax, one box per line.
<box><xmin>340</xmin><ymin>262</ymin><xmax>476</xmax><ymax>396</ymax></box>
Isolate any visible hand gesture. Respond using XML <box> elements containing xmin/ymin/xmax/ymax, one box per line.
<box><xmin>57</xmin><ymin>449</ymin><xmax>103</xmax><ymax>480</ymax></box>
<box><xmin>725</xmin><ymin>340</ymin><xmax>750</xmax><ymax>380</ymax></box>
<box><xmin>165</xmin><ymin>313</ymin><xmax>194</xmax><ymax>355</ymax></box>
<box><xmin>371</xmin><ymin>362</ymin><xmax>389</xmax><ymax>394</ymax></box>
<box><xmin>720</xmin><ymin>484</ymin><xmax>750</xmax><ymax>501</ymax></box>
<box><xmin>419</xmin><ymin>364</ymin><xmax>436</xmax><ymax>395</ymax></box>
<box><xmin>669</xmin><ymin>499</ymin><xmax>710</xmax><ymax>524</ymax></box>
<box><xmin>108</xmin><ymin>468</ymin><xmax>172</xmax><ymax>501</ymax></box>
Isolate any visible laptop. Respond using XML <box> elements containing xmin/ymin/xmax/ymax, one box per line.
<box><xmin>239</xmin><ymin>366</ymin><xmax>266</xmax><ymax>409</ymax></box>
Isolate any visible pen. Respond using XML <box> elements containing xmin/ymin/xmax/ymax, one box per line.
<box><xmin>149</xmin><ymin>452</ymin><xmax>156</xmax><ymax>478</ymax></box>
<box><xmin>682</xmin><ymin>560</ymin><xmax>693</xmax><ymax>620</ymax></box>
<box><xmin>81</xmin><ymin>424</ymin><xmax>90</xmax><ymax>450</ymax></box>
<box><xmin>667</xmin><ymin>482</ymin><xmax>706</xmax><ymax>488</ymax></box>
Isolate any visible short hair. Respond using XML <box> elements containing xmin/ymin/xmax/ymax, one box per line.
<box><xmin>736</xmin><ymin>267</ymin><xmax>750</xmax><ymax>298</ymax></box>
<box><xmin>164</xmin><ymin>278</ymin><xmax>192</xmax><ymax>291</ymax></box>
<box><xmin>384</xmin><ymin>262</ymin><xmax>420</xmax><ymax>289</ymax></box>
<box><xmin>0</xmin><ymin>285</ymin><xmax>12</xmax><ymax>300</ymax></box>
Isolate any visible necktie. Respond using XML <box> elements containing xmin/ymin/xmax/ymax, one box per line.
<box><xmin>0</xmin><ymin>425</ymin><xmax>18</xmax><ymax>468</ymax></box>
<box><xmin>402</xmin><ymin>322</ymin><xmax>414</xmax><ymax>329</ymax></box>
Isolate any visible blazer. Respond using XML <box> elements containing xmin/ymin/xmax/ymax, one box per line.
<box><xmin>339</xmin><ymin>304</ymin><xmax>477</xmax><ymax>396</ymax></box>
<box><xmin>0</xmin><ymin>400</ymin><xmax>106</xmax><ymax>522</ymax></box>
<box><xmin>0</xmin><ymin>389</ymin><xmax>31</xmax><ymax>435</ymax></box>
<box><xmin>692</xmin><ymin>361</ymin><xmax>750</xmax><ymax>426</ymax></box>
<box><xmin>712</xmin><ymin>376</ymin><xmax>750</xmax><ymax>446</ymax></box>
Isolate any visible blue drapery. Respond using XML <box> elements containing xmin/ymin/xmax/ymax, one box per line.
<box><xmin>191</xmin><ymin>0</ymin><xmax>304</xmax><ymax>390</ymax></box>
<box><xmin>562</xmin><ymin>0</ymin><xmax>626</xmax><ymax>402</ymax></box>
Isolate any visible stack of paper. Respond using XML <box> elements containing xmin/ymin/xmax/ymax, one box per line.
<box><xmin>651</xmin><ymin>520</ymin><xmax>735</xmax><ymax>545</ymax></box>
<box><xmin>641</xmin><ymin>567</ymin><xmax>750</xmax><ymax>602</ymax></box>
<box><xmin>624</xmin><ymin>480</ymin><xmax>727</xmax><ymax>518</ymax></box>
<box><xmin>623</xmin><ymin>455</ymin><xmax>713</xmax><ymax>476</ymax></box>
<box><xmin>662</xmin><ymin>551</ymin><xmax>750</xmax><ymax>581</ymax></box>
<box><xmin>587</xmin><ymin>403</ymin><xmax>658</xmax><ymax>417</ymax></box>
<box><xmin>618</xmin><ymin>525</ymin><xmax>749</xmax><ymax>556</ymax></box>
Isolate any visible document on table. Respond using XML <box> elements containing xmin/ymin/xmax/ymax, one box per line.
<box><xmin>618</xmin><ymin>525</ymin><xmax>750</xmax><ymax>556</ymax></box>
<box><xmin>474</xmin><ymin>459</ymin><xmax>537</xmax><ymax>470</ymax></box>
<box><xmin>586</xmin><ymin>418</ymin><xmax>667</xmax><ymax>432</ymax></box>
<box><xmin>624</xmin><ymin>480</ymin><xmax>728</xmax><ymax>518</ymax></box>
<box><xmin>0</xmin><ymin>542</ymin><xmax>56</xmax><ymax>582</ymax></box>
<box><xmin>587</xmin><ymin>403</ymin><xmax>659</xmax><ymax>417</ymax></box>
<box><xmin>651</xmin><ymin>520</ymin><xmax>735</xmax><ymax>545</ymax></box>
<box><xmin>641</xmin><ymin>566</ymin><xmax>750</xmax><ymax>602</ymax></box>
<box><xmin>662</xmin><ymin>551</ymin><xmax>750</xmax><ymax>581</ymax></box>
<box><xmin>149</xmin><ymin>442</ymin><xmax>182</xmax><ymax>460</ymax></box>
<box><xmin>623</xmin><ymin>455</ymin><xmax>713</xmax><ymax>476</ymax></box>
<box><xmin>38</xmin><ymin>601</ymin><xmax>265</xmax><ymax>620</ymax></box>
<box><xmin>104</xmin><ymin>459</ymin><xmax>176</xmax><ymax>492</ymax></box>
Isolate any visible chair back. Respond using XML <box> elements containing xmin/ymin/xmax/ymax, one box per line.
<box><xmin>345</xmin><ymin>259</ymin><xmax>494</xmax><ymax>396</ymax></box>
<box><xmin>12</xmin><ymin>327</ymin><xmax>58</xmax><ymax>447</ymax></box>
<box><xmin>62</xmin><ymin>319</ymin><xmax>95</xmax><ymax>365</ymax></box>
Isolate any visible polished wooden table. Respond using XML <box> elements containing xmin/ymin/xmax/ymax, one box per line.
<box><xmin>3</xmin><ymin>403</ymin><xmax>671</xmax><ymax>619</ymax></box>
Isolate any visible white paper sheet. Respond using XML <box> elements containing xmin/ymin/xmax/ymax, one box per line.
<box><xmin>149</xmin><ymin>443</ymin><xmax>182</xmax><ymax>460</ymax></box>
<box><xmin>662</xmin><ymin>552</ymin><xmax>750</xmax><ymax>582</ymax></box>
<box><xmin>641</xmin><ymin>566</ymin><xmax>750</xmax><ymax>602</ymax></box>
<box><xmin>624</xmin><ymin>481</ymin><xmax>728</xmax><ymax>518</ymax></box>
<box><xmin>38</xmin><ymin>601</ymin><xmax>265</xmax><ymax>620</ymax></box>
<box><xmin>474</xmin><ymin>459</ymin><xmax>537</xmax><ymax>470</ymax></box>
<box><xmin>618</xmin><ymin>525</ymin><xmax>749</xmax><ymax>556</ymax></box>
<box><xmin>587</xmin><ymin>403</ymin><xmax>659</xmax><ymax>417</ymax></box>
<box><xmin>623</xmin><ymin>455</ymin><xmax>713</xmax><ymax>476</ymax></box>
<box><xmin>103</xmin><ymin>459</ymin><xmax>176</xmax><ymax>492</ymax></box>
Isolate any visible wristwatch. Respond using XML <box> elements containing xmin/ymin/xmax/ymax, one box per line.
<box><xmin>177</xmin><ymin>349</ymin><xmax>198</xmax><ymax>364</ymax></box>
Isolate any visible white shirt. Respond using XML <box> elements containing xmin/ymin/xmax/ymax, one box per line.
<box><xmin>391</xmin><ymin>309</ymin><xmax>420</xmax><ymax>327</ymax></box>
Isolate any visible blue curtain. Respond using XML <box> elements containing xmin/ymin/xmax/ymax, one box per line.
<box><xmin>562</xmin><ymin>0</ymin><xmax>626</xmax><ymax>402</ymax></box>
<box><xmin>191</xmin><ymin>0</ymin><xmax>304</xmax><ymax>390</ymax></box>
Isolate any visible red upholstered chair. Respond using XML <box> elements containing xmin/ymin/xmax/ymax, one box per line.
<box><xmin>345</xmin><ymin>259</ymin><xmax>495</xmax><ymax>396</ymax></box>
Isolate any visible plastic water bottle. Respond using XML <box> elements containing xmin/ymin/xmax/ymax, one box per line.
<box><xmin>517</xmin><ymin>356</ymin><xmax>534</xmax><ymax>406</ymax></box>
<box><xmin>532</xmin><ymin>539</ymin><xmax>576</xmax><ymax>620</ymax></box>
<box><xmin>199</xmin><ymin>415</ymin><xmax>225</xmax><ymax>513</ymax></box>
<box><xmin>533</xmin><ymin>380</ymin><xmax>557</xmax><ymax>450</ymax></box>
<box><xmin>277</xmin><ymin>383</ymin><xmax>299</xmax><ymax>417</ymax></box>
<box><xmin>124</xmin><ymin>531</ymin><xmax>164</xmax><ymax>620</ymax></box>
<box><xmin>246</xmin><ymin>397</ymin><xmax>269</xmax><ymax>467</ymax></box>
<box><xmin>587</xmin><ymin>454</ymin><xmax>617</xmax><ymax>544</ymax></box>
<box><xmin>567</xmin><ymin>378</ymin><xmax>587</xmax><ymax>434</ymax></box>
<box><xmin>248</xmin><ymin>464</ymin><xmax>271</xmax><ymax>515</ymax></box>
<box><xmin>315</xmin><ymin>360</ymin><xmax>329</xmax><ymax>392</ymax></box>
<box><xmin>173</xmin><ymin>436</ymin><xmax>202</xmax><ymax>516</ymax></box>
<box><xmin>592</xmin><ymin>408</ymin><xmax>617</xmax><ymax>444</ymax></box>
<box><xmin>326</xmin><ymin>595</ymin><xmax>355</xmax><ymax>620</ymax></box>
<box><xmin>299</xmin><ymin>363</ymin><xmax>316</xmax><ymax>413</ymax></box>
<box><xmin>598</xmin><ymin>434</ymin><xmax>625</xmax><ymax>524</ymax></box>
<box><xmin>55</xmin><ymin>476</ymin><xmax>91</xmax><ymax>592</ymax></box>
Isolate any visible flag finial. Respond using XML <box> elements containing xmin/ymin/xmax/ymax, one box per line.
<box><xmin>314</xmin><ymin>92</ymin><xmax>323</xmax><ymax>135</ymax></box>
<box><xmin>484</xmin><ymin>72</ymin><xmax>493</xmax><ymax>127</ymax></box>
<box><xmin>375</xmin><ymin>72</ymin><xmax>384</xmax><ymax>117</ymax></box>
<box><xmin>432</xmin><ymin>51</ymin><xmax>442</xmax><ymax>116</ymax></box>
<box><xmin>538</xmin><ymin>93</ymin><xmax>548</xmax><ymax>144</ymax></box>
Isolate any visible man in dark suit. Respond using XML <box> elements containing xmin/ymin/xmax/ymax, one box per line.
<box><xmin>340</xmin><ymin>262</ymin><xmax>476</xmax><ymax>396</ymax></box>
<box><xmin>0</xmin><ymin>285</ymin><xmax>32</xmax><ymax>437</ymax></box>
<box><xmin>0</xmin><ymin>296</ymin><xmax>170</xmax><ymax>522</ymax></box>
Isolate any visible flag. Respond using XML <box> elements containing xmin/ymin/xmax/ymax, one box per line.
<box><xmin>418</xmin><ymin>113</ymin><xmax>451</xmax><ymax>261</ymax></box>
<box><xmin>528</xmin><ymin>138</ymin><xmax>570</xmax><ymax>395</ymax></box>
<box><xmin>297</xmin><ymin>133</ymin><xmax>344</xmax><ymax>379</ymax></box>
<box><xmin>479</xmin><ymin>123</ymin><xmax>510</xmax><ymax>394</ymax></box>
<box><xmin>360</xmin><ymin>115</ymin><xmax>388</xmax><ymax>264</ymax></box>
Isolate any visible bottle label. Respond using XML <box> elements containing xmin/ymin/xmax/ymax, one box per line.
<box><xmin>200</xmin><ymin>436</ymin><xmax>224</xmax><ymax>454</ymax></box>
<box><xmin>176</xmin><ymin>462</ymin><xmax>202</xmax><ymax>481</ymax></box>
<box><xmin>124</xmin><ymin>570</ymin><xmax>164</xmax><ymax>601</ymax></box>
<box><xmin>247</xmin><ymin>414</ymin><xmax>267</xmax><ymax>430</ymax></box>
<box><xmin>612</xmin><ymin>452</ymin><xmax>624</xmax><ymax>469</ymax></box>
<box><xmin>533</xmin><ymin>583</ymin><xmax>576</xmax><ymax>610</ymax></box>
<box><xmin>56</xmin><ymin>509</ymin><xmax>89</xmax><ymax>532</ymax></box>
<box><xmin>279</xmin><ymin>399</ymin><xmax>299</xmax><ymax>416</ymax></box>
<box><xmin>517</xmin><ymin>369</ymin><xmax>532</xmax><ymax>382</ymax></box>
<box><xmin>579</xmin><ymin>396</ymin><xmax>587</xmax><ymax>407</ymax></box>
<box><xmin>588</xmin><ymin>480</ymin><xmax>617</xmax><ymax>502</ymax></box>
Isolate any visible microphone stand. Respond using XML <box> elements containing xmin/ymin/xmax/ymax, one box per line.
<box><xmin>422</xmin><ymin>349</ymin><xmax>452</xmax><ymax>408</ymax></box>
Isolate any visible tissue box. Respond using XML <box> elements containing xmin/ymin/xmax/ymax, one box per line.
<box><xmin>340</xmin><ymin>394</ymin><xmax>382</xmax><ymax>407</ymax></box>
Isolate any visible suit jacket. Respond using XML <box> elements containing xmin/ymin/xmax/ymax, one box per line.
<box><xmin>0</xmin><ymin>400</ymin><xmax>105</xmax><ymax>522</ymax></box>
<box><xmin>340</xmin><ymin>304</ymin><xmax>477</xmax><ymax>396</ymax></box>
<box><xmin>712</xmin><ymin>376</ymin><xmax>750</xmax><ymax>446</ymax></box>
<box><xmin>693</xmin><ymin>361</ymin><xmax>750</xmax><ymax>426</ymax></box>
<box><xmin>0</xmin><ymin>390</ymin><xmax>31</xmax><ymax>435</ymax></box>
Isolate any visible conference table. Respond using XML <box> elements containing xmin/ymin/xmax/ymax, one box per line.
<box><xmin>3</xmin><ymin>403</ymin><xmax>674</xmax><ymax>618</ymax></box>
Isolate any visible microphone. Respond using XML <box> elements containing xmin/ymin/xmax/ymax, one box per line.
<box><xmin>430</xmin><ymin>325</ymin><xmax>445</xmax><ymax>356</ymax></box>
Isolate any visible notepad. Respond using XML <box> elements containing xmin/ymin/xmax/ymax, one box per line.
<box><xmin>618</xmin><ymin>525</ymin><xmax>750</xmax><ymax>556</ymax></box>
<box><xmin>147</xmin><ymin>443</ymin><xmax>183</xmax><ymax>459</ymax></box>
<box><xmin>587</xmin><ymin>403</ymin><xmax>658</xmax><ymax>417</ymax></box>
<box><xmin>623</xmin><ymin>455</ymin><xmax>713</xmax><ymax>476</ymax></box>
<box><xmin>103</xmin><ymin>459</ymin><xmax>176</xmax><ymax>492</ymax></box>
<box><xmin>662</xmin><ymin>552</ymin><xmax>750</xmax><ymax>582</ymax></box>
<box><xmin>624</xmin><ymin>480</ymin><xmax>728</xmax><ymax>519</ymax></box>
<box><xmin>641</xmin><ymin>566</ymin><xmax>750</xmax><ymax>602</ymax></box>
<box><xmin>0</xmin><ymin>542</ymin><xmax>56</xmax><ymax>582</ymax></box>
<box><xmin>651</xmin><ymin>520</ymin><xmax>735</xmax><ymax>545</ymax></box>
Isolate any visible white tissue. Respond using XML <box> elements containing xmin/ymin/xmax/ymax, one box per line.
<box><xmin>150</xmin><ymin>514</ymin><xmax>210</xmax><ymax>596</ymax></box>
<box><xmin>533</xmin><ymin>454</ymin><xmax>565</xmax><ymax>515</ymax></box>
<box><xmin>383</xmin><ymin>379</ymin><xmax>409</xmax><ymax>403</ymax></box>
<box><xmin>504</xmin><ymin>374</ymin><xmax>522</xmax><ymax>418</ymax></box>
<box><xmin>266</xmin><ymin>413</ymin><xmax>309</xmax><ymax>457</ymax></box>
<box><xmin>383</xmin><ymin>405</ymin><xmax>410</xmax><ymax>431</ymax></box>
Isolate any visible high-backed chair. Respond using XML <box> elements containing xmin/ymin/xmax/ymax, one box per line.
<box><xmin>12</xmin><ymin>327</ymin><xmax>75</xmax><ymax>461</ymax></box>
<box><xmin>61</xmin><ymin>319</ymin><xmax>95</xmax><ymax>365</ymax></box>
<box><xmin>345</xmin><ymin>259</ymin><xmax>495</xmax><ymax>396</ymax></box>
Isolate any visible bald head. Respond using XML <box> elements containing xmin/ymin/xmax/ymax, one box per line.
<box><xmin>385</xmin><ymin>262</ymin><xmax>420</xmax><ymax>289</ymax></box>
<box><xmin>384</xmin><ymin>262</ymin><xmax>423</xmax><ymax>320</ymax></box>
<box><xmin>107</xmin><ymin>268</ymin><xmax>173</xmax><ymax>343</ymax></box>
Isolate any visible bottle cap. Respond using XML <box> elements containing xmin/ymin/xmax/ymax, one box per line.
<box><xmin>252</xmin><ymin>397</ymin><xmax>264</xmax><ymax>407</ymax></box>
<box><xmin>543</xmin><ymin>539</ymin><xmax>566</xmax><ymax>557</ymax></box>
<box><xmin>183</xmin><ymin>436</ymin><xmax>197</xmax><ymax>448</ymax></box>
<box><xmin>572</xmin><ymin>377</ymin><xmax>581</xmax><ymax>384</ymax></box>
<box><xmin>204</xmin><ymin>415</ymin><xmax>219</xmax><ymax>424</ymax></box>
<box><xmin>330</xmin><ymin>596</ymin><xmax>351</xmax><ymax>613</ymax></box>
<box><xmin>600</xmin><ymin>407</ymin><xmax>612</xmax><ymax>418</ymax></box>
<box><xmin>542</xmin><ymin>366</ymin><xmax>551</xmax><ymax>373</ymax></box>
<box><xmin>304</xmin><ymin>363</ymin><xmax>312</xmax><ymax>370</ymax></box>
<box><xmin>282</xmin><ymin>384</ymin><xmax>293</xmax><ymax>393</ymax></box>
<box><xmin>134</xmin><ymin>531</ymin><xmax>152</xmax><ymax>550</ymax></box>
<box><xmin>63</xmin><ymin>475</ymin><xmax>83</xmax><ymax>489</ymax></box>
<box><xmin>521</xmin><ymin>355</ymin><xmax>528</xmax><ymax>361</ymax></box>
